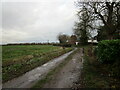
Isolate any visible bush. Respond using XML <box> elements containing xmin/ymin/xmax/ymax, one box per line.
<box><xmin>53</xmin><ymin>43</ymin><xmax>71</xmax><ymax>47</ymax></box>
<box><xmin>62</xmin><ymin>43</ymin><xmax>72</xmax><ymax>47</ymax></box>
<box><xmin>97</xmin><ymin>39</ymin><xmax>120</xmax><ymax>64</ymax></box>
<box><xmin>97</xmin><ymin>39</ymin><xmax>120</xmax><ymax>77</ymax></box>
<box><xmin>93</xmin><ymin>46</ymin><xmax>98</xmax><ymax>56</ymax></box>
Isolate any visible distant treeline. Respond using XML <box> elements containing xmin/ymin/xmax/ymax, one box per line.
<box><xmin>2</xmin><ymin>42</ymin><xmax>98</xmax><ymax>47</ymax></box>
<box><xmin>2</xmin><ymin>43</ymin><xmax>72</xmax><ymax>47</ymax></box>
<box><xmin>2</xmin><ymin>43</ymin><xmax>58</xmax><ymax>46</ymax></box>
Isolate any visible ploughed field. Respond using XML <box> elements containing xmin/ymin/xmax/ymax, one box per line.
<box><xmin>2</xmin><ymin>45</ymin><xmax>72</xmax><ymax>83</ymax></box>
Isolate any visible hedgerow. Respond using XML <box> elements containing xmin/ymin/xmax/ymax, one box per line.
<box><xmin>97</xmin><ymin>39</ymin><xmax>120</xmax><ymax>77</ymax></box>
<box><xmin>97</xmin><ymin>39</ymin><xmax>120</xmax><ymax>64</ymax></box>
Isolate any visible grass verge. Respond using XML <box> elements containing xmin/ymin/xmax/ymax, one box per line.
<box><xmin>32</xmin><ymin>48</ymin><xmax>79</xmax><ymax>88</ymax></box>
<box><xmin>80</xmin><ymin>46</ymin><xmax>120</xmax><ymax>88</ymax></box>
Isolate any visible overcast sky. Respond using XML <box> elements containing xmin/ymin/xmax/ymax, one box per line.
<box><xmin>1</xmin><ymin>0</ymin><xmax>78</xmax><ymax>44</ymax></box>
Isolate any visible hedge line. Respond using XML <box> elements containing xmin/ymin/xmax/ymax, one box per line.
<box><xmin>97</xmin><ymin>39</ymin><xmax>120</xmax><ymax>77</ymax></box>
<box><xmin>97</xmin><ymin>39</ymin><xmax>120</xmax><ymax>64</ymax></box>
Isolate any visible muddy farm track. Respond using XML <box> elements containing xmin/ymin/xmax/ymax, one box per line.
<box><xmin>3</xmin><ymin>48</ymin><xmax>83</xmax><ymax>88</ymax></box>
<box><xmin>43</xmin><ymin>48</ymin><xmax>83</xmax><ymax>88</ymax></box>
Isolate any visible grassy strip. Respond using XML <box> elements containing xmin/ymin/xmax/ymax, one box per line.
<box><xmin>2</xmin><ymin>45</ymin><xmax>62</xmax><ymax>67</ymax></box>
<box><xmin>32</xmin><ymin>48</ymin><xmax>79</xmax><ymax>88</ymax></box>
<box><xmin>3</xmin><ymin>48</ymin><xmax>73</xmax><ymax>83</ymax></box>
<box><xmin>81</xmin><ymin>46</ymin><xmax>120</xmax><ymax>88</ymax></box>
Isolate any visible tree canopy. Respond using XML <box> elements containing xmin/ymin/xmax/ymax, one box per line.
<box><xmin>74</xmin><ymin>1</ymin><xmax>120</xmax><ymax>41</ymax></box>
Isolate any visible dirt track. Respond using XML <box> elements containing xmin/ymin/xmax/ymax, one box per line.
<box><xmin>43</xmin><ymin>48</ymin><xmax>83</xmax><ymax>88</ymax></box>
<box><xmin>3</xmin><ymin>50</ymin><xmax>75</xmax><ymax>88</ymax></box>
<box><xmin>3</xmin><ymin>48</ymin><xmax>83</xmax><ymax>88</ymax></box>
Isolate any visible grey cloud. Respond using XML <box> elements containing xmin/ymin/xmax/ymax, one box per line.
<box><xmin>2</xmin><ymin>0</ymin><xmax>77</xmax><ymax>44</ymax></box>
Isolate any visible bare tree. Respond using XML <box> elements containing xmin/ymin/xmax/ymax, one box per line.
<box><xmin>69</xmin><ymin>35</ymin><xmax>77</xmax><ymax>45</ymax></box>
<box><xmin>74</xmin><ymin>3</ymin><xmax>93</xmax><ymax>45</ymax></box>
<box><xmin>76</xmin><ymin>1</ymin><xmax>120</xmax><ymax>40</ymax></box>
<box><xmin>57</xmin><ymin>33</ymin><xmax>69</xmax><ymax>44</ymax></box>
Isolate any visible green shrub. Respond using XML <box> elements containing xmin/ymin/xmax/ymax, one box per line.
<box><xmin>93</xmin><ymin>46</ymin><xmax>98</xmax><ymax>56</ymax></box>
<box><xmin>97</xmin><ymin>39</ymin><xmax>120</xmax><ymax>77</ymax></box>
<box><xmin>53</xmin><ymin>43</ymin><xmax>72</xmax><ymax>47</ymax></box>
<box><xmin>97</xmin><ymin>39</ymin><xmax>120</xmax><ymax>64</ymax></box>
